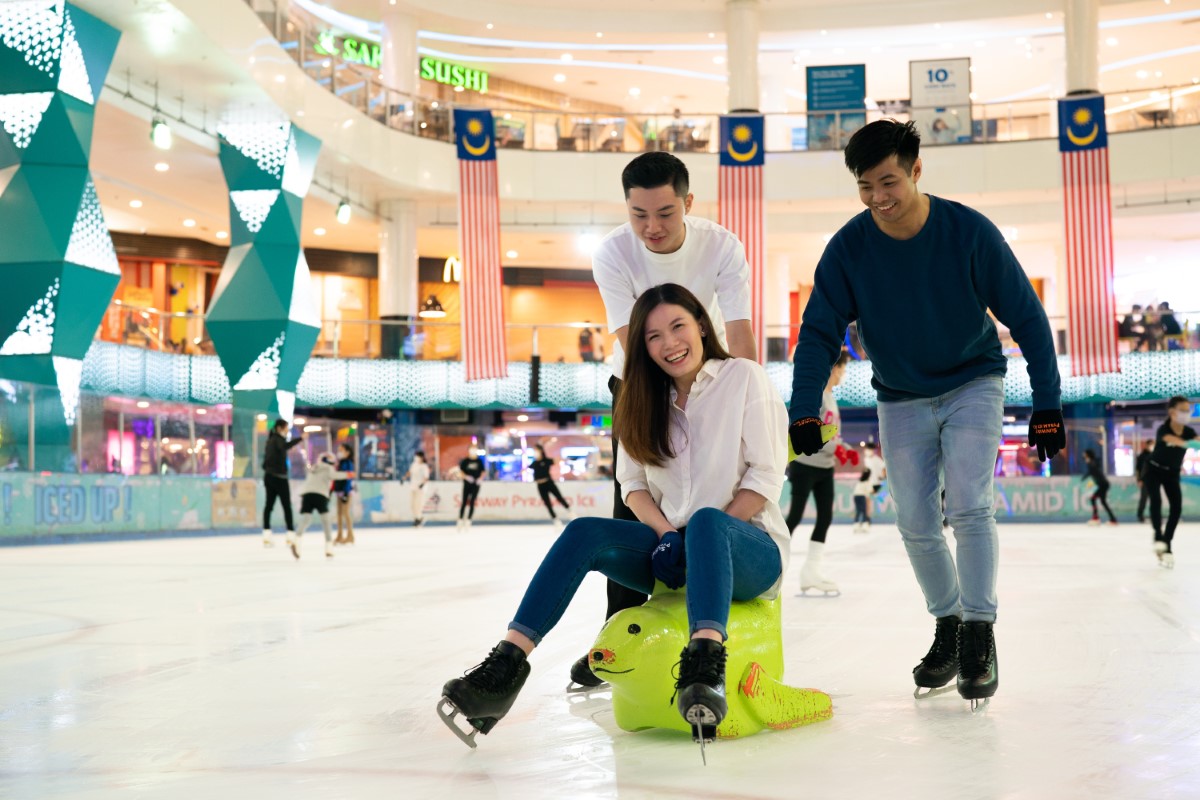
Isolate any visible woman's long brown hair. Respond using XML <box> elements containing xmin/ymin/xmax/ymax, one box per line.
<box><xmin>615</xmin><ymin>283</ymin><xmax>732</xmax><ymax>467</ymax></box>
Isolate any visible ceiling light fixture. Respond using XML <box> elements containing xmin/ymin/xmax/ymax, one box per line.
<box><xmin>336</xmin><ymin>200</ymin><xmax>351</xmax><ymax>224</ymax></box>
<box><xmin>150</xmin><ymin>116</ymin><xmax>172</xmax><ymax>150</ymax></box>
<box><xmin>314</xmin><ymin>227</ymin><xmax>327</xmax><ymax>236</ymax></box>
<box><xmin>154</xmin><ymin>162</ymin><xmax>169</xmax><ymax>172</ymax></box>
<box><xmin>182</xmin><ymin>218</ymin><xmax>196</xmax><ymax>228</ymax></box>
<box><xmin>419</xmin><ymin>295</ymin><xmax>447</xmax><ymax>319</ymax></box>
<box><xmin>129</xmin><ymin>199</ymin><xmax>143</xmax><ymax>208</ymax></box>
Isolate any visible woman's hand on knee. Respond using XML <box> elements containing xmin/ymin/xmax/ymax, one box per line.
<box><xmin>651</xmin><ymin>531</ymin><xmax>687</xmax><ymax>589</ymax></box>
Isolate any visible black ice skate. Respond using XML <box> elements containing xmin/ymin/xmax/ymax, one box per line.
<box><xmin>956</xmin><ymin>621</ymin><xmax>998</xmax><ymax>712</ymax></box>
<box><xmin>565</xmin><ymin>652</ymin><xmax>608</xmax><ymax>694</ymax></box>
<box><xmin>912</xmin><ymin>615</ymin><xmax>960</xmax><ymax>699</ymax></box>
<box><xmin>437</xmin><ymin>640</ymin><xmax>530</xmax><ymax>748</ymax></box>
<box><xmin>673</xmin><ymin>638</ymin><xmax>728</xmax><ymax>765</ymax></box>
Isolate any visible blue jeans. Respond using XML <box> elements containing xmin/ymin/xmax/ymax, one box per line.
<box><xmin>877</xmin><ymin>376</ymin><xmax>1003</xmax><ymax>623</ymax></box>
<box><xmin>508</xmin><ymin>507</ymin><xmax>782</xmax><ymax>642</ymax></box>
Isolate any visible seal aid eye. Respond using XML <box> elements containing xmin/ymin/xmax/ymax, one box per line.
<box><xmin>628</xmin><ymin>623</ymin><xmax>641</xmax><ymax>634</ymax></box>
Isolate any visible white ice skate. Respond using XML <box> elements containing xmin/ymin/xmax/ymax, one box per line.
<box><xmin>325</xmin><ymin>542</ymin><xmax>334</xmax><ymax>559</ymax></box>
<box><xmin>1087</xmin><ymin>518</ymin><xmax>1101</xmax><ymax>526</ymax></box>
<box><xmin>261</xmin><ymin>529</ymin><xmax>274</xmax><ymax>548</ymax></box>
<box><xmin>796</xmin><ymin>541</ymin><xmax>840</xmax><ymax>597</ymax></box>
<box><xmin>1160</xmin><ymin>552</ymin><xmax>1175</xmax><ymax>569</ymax></box>
<box><xmin>465</xmin><ymin>519</ymin><xmax>472</xmax><ymax>530</ymax></box>
<box><xmin>456</xmin><ymin>519</ymin><xmax>465</xmax><ymax>532</ymax></box>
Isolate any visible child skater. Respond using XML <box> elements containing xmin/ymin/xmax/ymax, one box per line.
<box><xmin>404</xmin><ymin>451</ymin><xmax>430</xmax><ymax>526</ymax></box>
<box><xmin>290</xmin><ymin>452</ymin><xmax>351</xmax><ymax>560</ymax></box>
<box><xmin>438</xmin><ymin>283</ymin><xmax>791</xmax><ymax>751</ymax></box>
<box><xmin>1081</xmin><ymin>448</ymin><xmax>1117</xmax><ymax>526</ymax></box>
<box><xmin>458</xmin><ymin>447</ymin><xmax>486</xmax><ymax>531</ymax></box>
<box><xmin>786</xmin><ymin>351</ymin><xmax>849</xmax><ymax>594</ymax></box>
<box><xmin>1143</xmin><ymin>396</ymin><xmax>1197</xmax><ymax>568</ymax></box>
<box><xmin>852</xmin><ymin>467</ymin><xmax>873</xmax><ymax>533</ymax></box>
<box><xmin>333</xmin><ymin>443</ymin><xmax>355</xmax><ymax>545</ymax></box>
<box><xmin>530</xmin><ymin>444</ymin><xmax>572</xmax><ymax>525</ymax></box>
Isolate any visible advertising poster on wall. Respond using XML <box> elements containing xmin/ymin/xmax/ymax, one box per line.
<box><xmin>910</xmin><ymin>58</ymin><xmax>972</xmax><ymax>144</ymax></box>
<box><xmin>805</xmin><ymin>65</ymin><xmax>866</xmax><ymax>150</ymax></box>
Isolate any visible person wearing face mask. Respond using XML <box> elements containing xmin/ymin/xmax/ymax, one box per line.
<box><xmin>583</xmin><ymin>151</ymin><xmax>756</xmax><ymax>690</ymax></box>
<box><xmin>787</xmin><ymin>119</ymin><xmax>1064</xmax><ymax>710</ymax></box>
<box><xmin>438</xmin><ymin>283</ymin><xmax>790</xmax><ymax>751</ymax></box>
<box><xmin>1142</xmin><ymin>396</ymin><xmax>1197</xmax><ymax>568</ymax></box>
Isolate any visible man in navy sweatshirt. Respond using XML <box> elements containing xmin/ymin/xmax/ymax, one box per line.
<box><xmin>787</xmin><ymin>120</ymin><xmax>1065</xmax><ymax>708</ymax></box>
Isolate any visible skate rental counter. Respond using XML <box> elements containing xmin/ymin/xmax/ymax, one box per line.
<box><xmin>3</xmin><ymin>474</ymin><xmax>1196</xmax><ymax>542</ymax></box>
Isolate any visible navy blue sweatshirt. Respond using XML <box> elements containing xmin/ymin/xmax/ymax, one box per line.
<box><xmin>790</xmin><ymin>195</ymin><xmax>1061</xmax><ymax>420</ymax></box>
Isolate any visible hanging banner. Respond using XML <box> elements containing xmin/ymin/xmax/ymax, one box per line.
<box><xmin>453</xmin><ymin>108</ymin><xmax>508</xmax><ymax>381</ymax></box>
<box><xmin>909</xmin><ymin>58</ymin><xmax>972</xmax><ymax>144</ymax></box>
<box><xmin>805</xmin><ymin>65</ymin><xmax>866</xmax><ymax>150</ymax></box>
<box><xmin>1057</xmin><ymin>94</ymin><xmax>1120</xmax><ymax>377</ymax></box>
<box><xmin>718</xmin><ymin>115</ymin><xmax>765</xmax><ymax>363</ymax></box>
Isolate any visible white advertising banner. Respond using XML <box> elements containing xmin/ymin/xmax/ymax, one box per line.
<box><xmin>910</xmin><ymin>58</ymin><xmax>972</xmax><ymax>145</ymax></box>
<box><xmin>367</xmin><ymin>480</ymin><xmax>616</xmax><ymax>523</ymax></box>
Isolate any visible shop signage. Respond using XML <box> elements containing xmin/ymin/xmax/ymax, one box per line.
<box><xmin>314</xmin><ymin>31</ymin><xmax>381</xmax><ymax>69</ymax></box>
<box><xmin>419</xmin><ymin>56</ymin><xmax>489</xmax><ymax>93</ymax></box>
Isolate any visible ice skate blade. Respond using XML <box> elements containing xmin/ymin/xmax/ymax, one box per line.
<box><xmin>796</xmin><ymin>587</ymin><xmax>841</xmax><ymax>598</ymax></box>
<box><xmin>565</xmin><ymin>679</ymin><xmax>610</xmax><ymax>695</ymax></box>
<box><xmin>436</xmin><ymin>697</ymin><xmax>492</xmax><ymax>749</ymax></box>
<box><xmin>684</xmin><ymin>705</ymin><xmax>718</xmax><ymax>766</ymax></box>
<box><xmin>913</xmin><ymin>684</ymin><xmax>956</xmax><ymax>699</ymax></box>
<box><xmin>970</xmin><ymin>697</ymin><xmax>991</xmax><ymax>713</ymax></box>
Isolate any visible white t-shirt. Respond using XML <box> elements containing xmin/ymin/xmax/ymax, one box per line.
<box><xmin>616</xmin><ymin>358</ymin><xmax>790</xmax><ymax>600</ymax></box>
<box><xmin>408</xmin><ymin>461</ymin><xmax>431</xmax><ymax>486</ymax></box>
<box><xmin>592</xmin><ymin>215</ymin><xmax>752</xmax><ymax>380</ymax></box>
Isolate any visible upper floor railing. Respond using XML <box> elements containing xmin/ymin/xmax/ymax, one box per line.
<box><xmin>101</xmin><ymin>298</ymin><xmax>1195</xmax><ymax>364</ymax></box>
<box><xmin>243</xmin><ymin>0</ymin><xmax>1200</xmax><ymax>154</ymax></box>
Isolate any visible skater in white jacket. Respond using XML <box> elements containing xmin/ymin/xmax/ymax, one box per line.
<box><xmin>290</xmin><ymin>453</ymin><xmax>352</xmax><ymax>559</ymax></box>
<box><xmin>405</xmin><ymin>451</ymin><xmax>431</xmax><ymax>526</ymax></box>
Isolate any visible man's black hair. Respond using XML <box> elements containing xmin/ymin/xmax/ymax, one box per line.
<box><xmin>844</xmin><ymin>119</ymin><xmax>921</xmax><ymax>178</ymax></box>
<box><xmin>621</xmin><ymin>152</ymin><xmax>690</xmax><ymax>199</ymax></box>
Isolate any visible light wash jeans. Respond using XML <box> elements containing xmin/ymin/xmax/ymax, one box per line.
<box><xmin>877</xmin><ymin>375</ymin><xmax>1004</xmax><ymax>622</ymax></box>
<box><xmin>508</xmin><ymin>507</ymin><xmax>781</xmax><ymax>643</ymax></box>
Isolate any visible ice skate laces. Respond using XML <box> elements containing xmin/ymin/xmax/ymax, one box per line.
<box><xmin>957</xmin><ymin>625</ymin><xmax>994</xmax><ymax>680</ymax></box>
<box><xmin>463</xmin><ymin>645</ymin><xmax>518</xmax><ymax>693</ymax></box>
<box><xmin>920</xmin><ymin>620</ymin><xmax>958</xmax><ymax>670</ymax></box>
<box><xmin>669</xmin><ymin>644</ymin><xmax>727</xmax><ymax>705</ymax></box>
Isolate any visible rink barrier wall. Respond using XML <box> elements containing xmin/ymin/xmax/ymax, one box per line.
<box><xmin>78</xmin><ymin>341</ymin><xmax>1200</xmax><ymax>409</ymax></box>
<box><xmin>2</xmin><ymin>475</ymin><xmax>1195</xmax><ymax>544</ymax></box>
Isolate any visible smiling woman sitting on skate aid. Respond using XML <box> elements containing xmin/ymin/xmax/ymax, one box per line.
<box><xmin>438</xmin><ymin>283</ymin><xmax>800</xmax><ymax>749</ymax></box>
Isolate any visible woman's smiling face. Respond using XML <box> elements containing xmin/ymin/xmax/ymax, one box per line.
<box><xmin>643</xmin><ymin>302</ymin><xmax>705</xmax><ymax>386</ymax></box>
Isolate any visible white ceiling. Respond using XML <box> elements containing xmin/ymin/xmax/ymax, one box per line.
<box><xmin>65</xmin><ymin>0</ymin><xmax>1200</xmax><ymax>310</ymax></box>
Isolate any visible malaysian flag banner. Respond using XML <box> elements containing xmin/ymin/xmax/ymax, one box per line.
<box><xmin>1058</xmin><ymin>95</ymin><xmax>1120</xmax><ymax>376</ymax></box>
<box><xmin>454</xmin><ymin>108</ymin><xmax>508</xmax><ymax>381</ymax></box>
<box><xmin>718</xmin><ymin>114</ymin><xmax>766</xmax><ymax>363</ymax></box>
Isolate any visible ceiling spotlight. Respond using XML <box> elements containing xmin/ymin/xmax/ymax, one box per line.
<box><xmin>505</xmin><ymin>249</ymin><xmax>518</xmax><ymax>258</ymax></box>
<box><xmin>313</xmin><ymin>227</ymin><xmax>327</xmax><ymax>236</ymax></box>
<box><xmin>182</xmin><ymin>218</ymin><xmax>196</xmax><ymax>228</ymax></box>
<box><xmin>336</xmin><ymin>200</ymin><xmax>351</xmax><ymax>224</ymax></box>
<box><xmin>129</xmin><ymin>199</ymin><xmax>143</xmax><ymax>208</ymax></box>
<box><xmin>553</xmin><ymin>74</ymin><xmax>566</xmax><ymax>83</ymax></box>
<box><xmin>150</xmin><ymin>116</ymin><xmax>172</xmax><ymax>150</ymax></box>
<box><xmin>154</xmin><ymin>162</ymin><xmax>169</xmax><ymax>172</ymax></box>
<box><xmin>419</xmin><ymin>294</ymin><xmax>447</xmax><ymax>319</ymax></box>
<box><xmin>215</xmin><ymin>230</ymin><xmax>228</xmax><ymax>240</ymax></box>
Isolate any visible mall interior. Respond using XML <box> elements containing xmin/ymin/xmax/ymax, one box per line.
<box><xmin>2</xmin><ymin>1</ymin><xmax>1200</xmax><ymax>797</ymax></box>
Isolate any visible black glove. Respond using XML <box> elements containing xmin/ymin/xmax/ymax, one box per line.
<box><xmin>1028</xmin><ymin>409</ymin><xmax>1066</xmax><ymax>462</ymax></box>
<box><xmin>789</xmin><ymin>417</ymin><xmax>825</xmax><ymax>457</ymax></box>
<box><xmin>651</xmin><ymin>530</ymin><xmax>686</xmax><ymax>589</ymax></box>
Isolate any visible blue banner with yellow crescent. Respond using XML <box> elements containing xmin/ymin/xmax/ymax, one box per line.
<box><xmin>454</xmin><ymin>109</ymin><xmax>496</xmax><ymax>161</ymax></box>
<box><xmin>719</xmin><ymin>115</ymin><xmax>765</xmax><ymax>167</ymax></box>
<box><xmin>1057</xmin><ymin>94</ymin><xmax>1107</xmax><ymax>152</ymax></box>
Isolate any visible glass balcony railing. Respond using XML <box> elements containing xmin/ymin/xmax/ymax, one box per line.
<box><xmin>97</xmin><ymin>299</ymin><xmax>1197</xmax><ymax>364</ymax></box>
<box><xmin>244</xmin><ymin>0</ymin><xmax>1200</xmax><ymax>154</ymax></box>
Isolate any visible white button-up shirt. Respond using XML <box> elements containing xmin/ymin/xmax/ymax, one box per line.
<box><xmin>617</xmin><ymin>357</ymin><xmax>790</xmax><ymax>598</ymax></box>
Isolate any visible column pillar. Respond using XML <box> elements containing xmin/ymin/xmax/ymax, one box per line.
<box><xmin>725</xmin><ymin>0</ymin><xmax>761</xmax><ymax>112</ymax></box>
<box><xmin>1064</xmin><ymin>0</ymin><xmax>1100</xmax><ymax>94</ymax></box>
<box><xmin>765</xmin><ymin>253</ymin><xmax>791</xmax><ymax>361</ymax></box>
<box><xmin>380</xmin><ymin>5</ymin><xmax>417</xmax><ymax>95</ymax></box>
<box><xmin>378</xmin><ymin>198</ymin><xmax>419</xmax><ymax>358</ymax></box>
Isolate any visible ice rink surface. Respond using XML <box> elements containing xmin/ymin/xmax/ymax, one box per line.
<box><xmin>1</xmin><ymin>519</ymin><xmax>1198</xmax><ymax>800</ymax></box>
